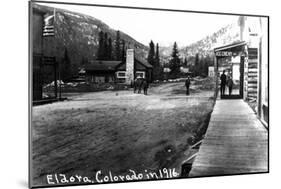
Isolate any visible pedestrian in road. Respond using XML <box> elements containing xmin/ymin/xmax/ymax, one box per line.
<box><xmin>227</xmin><ymin>76</ymin><xmax>233</xmax><ymax>96</ymax></box>
<box><xmin>138</xmin><ymin>77</ymin><xmax>143</xmax><ymax>94</ymax></box>
<box><xmin>220</xmin><ymin>70</ymin><xmax>227</xmax><ymax>97</ymax></box>
<box><xmin>142</xmin><ymin>78</ymin><xmax>149</xmax><ymax>95</ymax></box>
<box><xmin>133</xmin><ymin>76</ymin><xmax>142</xmax><ymax>93</ymax></box>
<box><xmin>185</xmin><ymin>76</ymin><xmax>191</xmax><ymax>95</ymax></box>
<box><xmin>133</xmin><ymin>77</ymin><xmax>139</xmax><ymax>93</ymax></box>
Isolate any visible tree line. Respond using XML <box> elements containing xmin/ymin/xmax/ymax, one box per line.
<box><xmin>95</xmin><ymin>32</ymin><xmax>214</xmax><ymax>81</ymax></box>
<box><xmin>97</xmin><ymin>30</ymin><xmax>126</xmax><ymax>61</ymax></box>
<box><xmin>147</xmin><ymin>40</ymin><xmax>162</xmax><ymax>80</ymax></box>
<box><xmin>189</xmin><ymin>53</ymin><xmax>213</xmax><ymax>77</ymax></box>
<box><xmin>167</xmin><ymin>42</ymin><xmax>214</xmax><ymax>79</ymax></box>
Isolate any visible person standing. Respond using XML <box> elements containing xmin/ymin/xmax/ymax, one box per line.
<box><xmin>143</xmin><ymin>78</ymin><xmax>149</xmax><ymax>95</ymax></box>
<box><xmin>185</xmin><ymin>76</ymin><xmax>191</xmax><ymax>95</ymax></box>
<box><xmin>138</xmin><ymin>77</ymin><xmax>143</xmax><ymax>94</ymax></box>
<box><xmin>220</xmin><ymin>70</ymin><xmax>227</xmax><ymax>96</ymax></box>
<box><xmin>227</xmin><ymin>76</ymin><xmax>233</xmax><ymax>95</ymax></box>
<box><xmin>133</xmin><ymin>77</ymin><xmax>139</xmax><ymax>93</ymax></box>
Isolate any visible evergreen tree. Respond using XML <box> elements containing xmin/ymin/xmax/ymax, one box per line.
<box><xmin>194</xmin><ymin>53</ymin><xmax>199</xmax><ymax>76</ymax></box>
<box><xmin>198</xmin><ymin>56</ymin><xmax>205</xmax><ymax>76</ymax></box>
<box><xmin>147</xmin><ymin>40</ymin><xmax>156</xmax><ymax>80</ymax></box>
<box><xmin>107</xmin><ymin>37</ymin><xmax>113</xmax><ymax>60</ymax></box>
<box><xmin>147</xmin><ymin>40</ymin><xmax>155</xmax><ymax>66</ymax></box>
<box><xmin>155</xmin><ymin>43</ymin><xmax>160</xmax><ymax>66</ymax></box>
<box><xmin>154</xmin><ymin>43</ymin><xmax>162</xmax><ymax>80</ymax></box>
<box><xmin>62</xmin><ymin>47</ymin><xmax>71</xmax><ymax>80</ymax></box>
<box><xmin>184</xmin><ymin>57</ymin><xmax>188</xmax><ymax>67</ymax></box>
<box><xmin>169</xmin><ymin>42</ymin><xmax>181</xmax><ymax>78</ymax></box>
<box><xmin>121</xmin><ymin>39</ymin><xmax>126</xmax><ymax>62</ymax></box>
<box><xmin>81</xmin><ymin>57</ymin><xmax>86</xmax><ymax>66</ymax></box>
<box><xmin>115</xmin><ymin>30</ymin><xmax>121</xmax><ymax>60</ymax></box>
<box><xmin>97</xmin><ymin>31</ymin><xmax>104</xmax><ymax>60</ymax></box>
<box><xmin>103</xmin><ymin>32</ymin><xmax>108</xmax><ymax>60</ymax></box>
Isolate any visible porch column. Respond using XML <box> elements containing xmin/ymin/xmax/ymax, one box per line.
<box><xmin>214</xmin><ymin>53</ymin><xmax>218</xmax><ymax>98</ymax></box>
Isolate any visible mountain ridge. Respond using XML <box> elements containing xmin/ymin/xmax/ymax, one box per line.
<box><xmin>34</xmin><ymin>3</ymin><xmax>241</xmax><ymax>73</ymax></box>
<box><xmin>33</xmin><ymin>3</ymin><xmax>149</xmax><ymax>75</ymax></box>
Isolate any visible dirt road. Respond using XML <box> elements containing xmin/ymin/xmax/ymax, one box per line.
<box><xmin>31</xmin><ymin>80</ymin><xmax>215</xmax><ymax>186</ymax></box>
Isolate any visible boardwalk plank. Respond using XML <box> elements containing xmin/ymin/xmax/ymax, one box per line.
<box><xmin>189</xmin><ymin>99</ymin><xmax>268</xmax><ymax>177</ymax></box>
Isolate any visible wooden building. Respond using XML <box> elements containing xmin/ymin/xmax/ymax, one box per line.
<box><xmin>32</xmin><ymin>8</ymin><xmax>44</xmax><ymax>101</ymax></box>
<box><xmin>85</xmin><ymin>50</ymin><xmax>153</xmax><ymax>83</ymax></box>
<box><xmin>214</xmin><ymin>16</ymin><xmax>269</xmax><ymax>127</ymax></box>
<box><xmin>31</xmin><ymin>4</ymin><xmax>59</xmax><ymax>102</ymax></box>
<box><xmin>85</xmin><ymin>61</ymin><xmax>122</xmax><ymax>83</ymax></box>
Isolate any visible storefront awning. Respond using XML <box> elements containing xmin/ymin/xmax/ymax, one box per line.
<box><xmin>214</xmin><ymin>41</ymin><xmax>247</xmax><ymax>52</ymax></box>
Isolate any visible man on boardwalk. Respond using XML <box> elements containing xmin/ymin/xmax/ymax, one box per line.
<box><xmin>220</xmin><ymin>70</ymin><xmax>227</xmax><ymax>97</ymax></box>
<box><xmin>185</xmin><ymin>76</ymin><xmax>191</xmax><ymax>95</ymax></box>
<box><xmin>227</xmin><ymin>76</ymin><xmax>233</xmax><ymax>96</ymax></box>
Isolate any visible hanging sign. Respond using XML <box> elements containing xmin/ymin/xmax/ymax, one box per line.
<box><xmin>215</xmin><ymin>51</ymin><xmax>232</xmax><ymax>57</ymax></box>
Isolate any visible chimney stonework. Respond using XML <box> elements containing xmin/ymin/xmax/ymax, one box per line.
<box><xmin>125</xmin><ymin>49</ymin><xmax>134</xmax><ymax>84</ymax></box>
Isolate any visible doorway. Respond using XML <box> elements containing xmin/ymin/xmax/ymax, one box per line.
<box><xmin>214</xmin><ymin>42</ymin><xmax>247</xmax><ymax>99</ymax></box>
<box><xmin>217</xmin><ymin>54</ymin><xmax>244</xmax><ymax>99</ymax></box>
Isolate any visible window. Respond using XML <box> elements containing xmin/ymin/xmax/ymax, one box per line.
<box><xmin>116</xmin><ymin>71</ymin><xmax>126</xmax><ymax>78</ymax></box>
<box><xmin>136</xmin><ymin>71</ymin><xmax>145</xmax><ymax>78</ymax></box>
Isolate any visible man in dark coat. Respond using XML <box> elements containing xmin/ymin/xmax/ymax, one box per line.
<box><xmin>142</xmin><ymin>78</ymin><xmax>149</xmax><ymax>95</ymax></box>
<box><xmin>185</xmin><ymin>76</ymin><xmax>191</xmax><ymax>95</ymax></box>
<box><xmin>227</xmin><ymin>76</ymin><xmax>233</xmax><ymax>96</ymax></box>
<box><xmin>133</xmin><ymin>76</ymin><xmax>142</xmax><ymax>93</ymax></box>
<box><xmin>133</xmin><ymin>77</ymin><xmax>139</xmax><ymax>93</ymax></box>
<box><xmin>220</xmin><ymin>70</ymin><xmax>227</xmax><ymax>96</ymax></box>
<box><xmin>138</xmin><ymin>78</ymin><xmax>143</xmax><ymax>94</ymax></box>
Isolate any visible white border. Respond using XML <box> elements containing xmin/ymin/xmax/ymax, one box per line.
<box><xmin>1</xmin><ymin>0</ymin><xmax>280</xmax><ymax>189</ymax></box>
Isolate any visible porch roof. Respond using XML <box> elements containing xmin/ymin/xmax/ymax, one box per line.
<box><xmin>214</xmin><ymin>41</ymin><xmax>247</xmax><ymax>52</ymax></box>
<box><xmin>85</xmin><ymin>61</ymin><xmax>122</xmax><ymax>71</ymax></box>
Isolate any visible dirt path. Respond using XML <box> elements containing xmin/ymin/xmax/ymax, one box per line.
<box><xmin>32</xmin><ymin>81</ymin><xmax>215</xmax><ymax>186</ymax></box>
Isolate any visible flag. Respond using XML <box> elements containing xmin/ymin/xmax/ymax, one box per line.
<box><xmin>43</xmin><ymin>9</ymin><xmax>55</xmax><ymax>37</ymax></box>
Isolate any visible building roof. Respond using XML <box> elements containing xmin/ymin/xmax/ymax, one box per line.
<box><xmin>134</xmin><ymin>54</ymin><xmax>153</xmax><ymax>68</ymax></box>
<box><xmin>85</xmin><ymin>61</ymin><xmax>122</xmax><ymax>71</ymax></box>
<box><xmin>214</xmin><ymin>41</ymin><xmax>247</xmax><ymax>52</ymax></box>
<box><xmin>85</xmin><ymin>54</ymin><xmax>152</xmax><ymax>72</ymax></box>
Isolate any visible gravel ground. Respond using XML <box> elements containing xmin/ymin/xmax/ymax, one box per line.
<box><xmin>31</xmin><ymin>79</ymin><xmax>215</xmax><ymax>186</ymax></box>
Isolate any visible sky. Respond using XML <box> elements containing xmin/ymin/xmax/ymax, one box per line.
<box><xmin>37</xmin><ymin>2</ymin><xmax>240</xmax><ymax>47</ymax></box>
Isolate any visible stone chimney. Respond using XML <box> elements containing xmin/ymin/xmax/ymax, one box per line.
<box><xmin>125</xmin><ymin>49</ymin><xmax>134</xmax><ymax>84</ymax></box>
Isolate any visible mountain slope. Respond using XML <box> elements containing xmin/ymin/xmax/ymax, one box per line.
<box><xmin>182</xmin><ymin>22</ymin><xmax>241</xmax><ymax>57</ymax></box>
<box><xmin>159</xmin><ymin>21</ymin><xmax>241</xmax><ymax>64</ymax></box>
<box><xmin>33</xmin><ymin>4</ymin><xmax>148</xmax><ymax>76</ymax></box>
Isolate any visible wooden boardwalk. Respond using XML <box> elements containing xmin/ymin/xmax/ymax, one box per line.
<box><xmin>189</xmin><ymin>99</ymin><xmax>268</xmax><ymax>177</ymax></box>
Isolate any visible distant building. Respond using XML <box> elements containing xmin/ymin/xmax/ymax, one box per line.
<box><xmin>208</xmin><ymin>66</ymin><xmax>215</xmax><ymax>77</ymax></box>
<box><xmin>85</xmin><ymin>49</ymin><xmax>153</xmax><ymax>84</ymax></box>
<box><xmin>180</xmin><ymin>67</ymin><xmax>190</xmax><ymax>74</ymax></box>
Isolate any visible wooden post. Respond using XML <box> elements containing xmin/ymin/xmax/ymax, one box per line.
<box><xmin>58</xmin><ymin>64</ymin><xmax>62</xmax><ymax>99</ymax></box>
<box><xmin>214</xmin><ymin>54</ymin><xmax>218</xmax><ymax>99</ymax></box>
<box><xmin>54</xmin><ymin>61</ymin><xmax>57</xmax><ymax>98</ymax></box>
<box><xmin>257</xmin><ymin>39</ymin><xmax>262</xmax><ymax>117</ymax></box>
